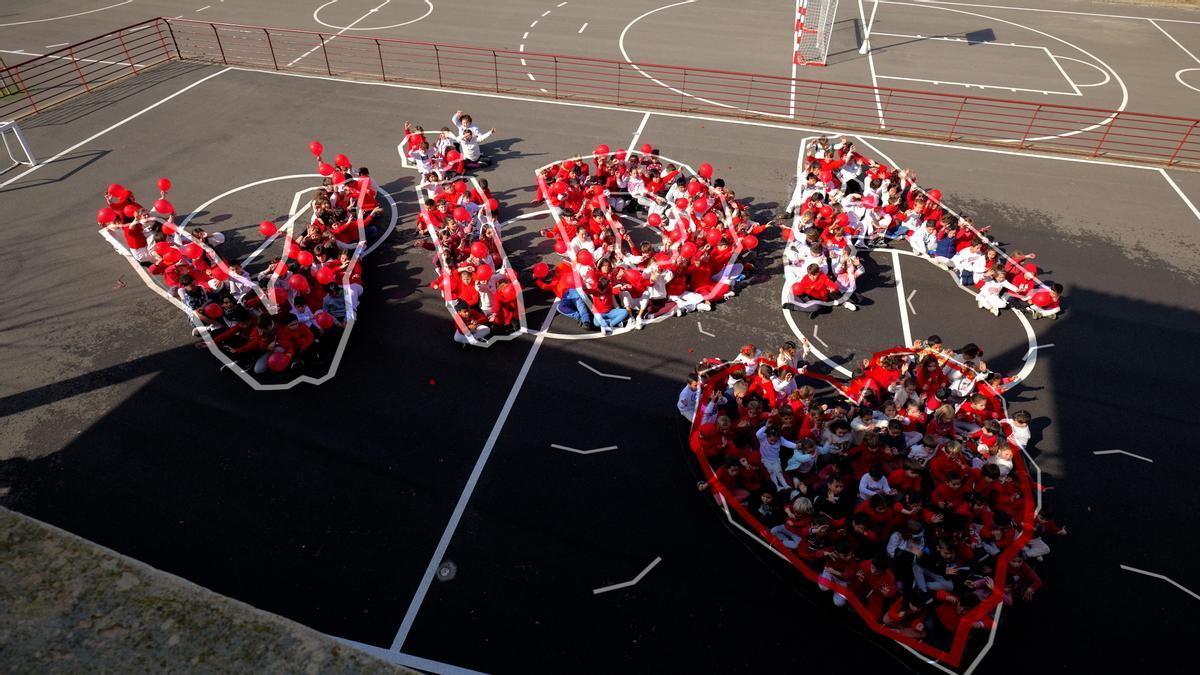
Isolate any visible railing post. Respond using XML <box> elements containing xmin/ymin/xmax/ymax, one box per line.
<box><xmin>11</xmin><ymin>67</ymin><xmax>38</xmax><ymax>113</ymax></box>
<box><xmin>319</xmin><ymin>33</ymin><xmax>332</xmax><ymax>76</ymax></box>
<box><xmin>744</xmin><ymin>76</ymin><xmax>754</xmax><ymax>119</ymax></box>
<box><xmin>615</xmin><ymin>62</ymin><xmax>622</xmax><ymax>105</ymax></box>
<box><xmin>264</xmin><ymin>29</ymin><xmax>279</xmax><ymax>70</ymax></box>
<box><xmin>67</xmin><ymin>47</ymin><xmax>90</xmax><ymax>92</ymax></box>
<box><xmin>492</xmin><ymin>50</ymin><xmax>499</xmax><ymax>92</ymax></box>
<box><xmin>679</xmin><ymin>69</ymin><xmax>688</xmax><ymax>112</ymax></box>
<box><xmin>153</xmin><ymin>19</ymin><xmax>172</xmax><ymax>61</ymax></box>
<box><xmin>433</xmin><ymin>45</ymin><xmax>443</xmax><ymax>87</ymax></box>
<box><xmin>554</xmin><ymin>56</ymin><xmax>559</xmax><ymax>99</ymax></box>
<box><xmin>947</xmin><ymin>98</ymin><xmax>967</xmax><ymax>141</ymax></box>
<box><xmin>210</xmin><ymin>23</ymin><xmax>227</xmax><ymax>65</ymax></box>
<box><xmin>1167</xmin><ymin>120</ymin><xmax>1197</xmax><ymax>167</ymax></box>
<box><xmin>164</xmin><ymin>18</ymin><xmax>181</xmax><ymax>59</ymax></box>
<box><xmin>117</xmin><ymin>31</ymin><xmax>137</xmax><ymax>74</ymax></box>
<box><xmin>810</xmin><ymin>81</ymin><xmax>823</xmax><ymax>125</ymax></box>
<box><xmin>1090</xmin><ymin>114</ymin><xmax>1116</xmax><ymax>158</ymax></box>
<box><xmin>1019</xmin><ymin>105</ymin><xmax>1042</xmax><ymax>149</ymax></box>
<box><xmin>375</xmin><ymin>38</ymin><xmax>385</xmax><ymax>81</ymax></box>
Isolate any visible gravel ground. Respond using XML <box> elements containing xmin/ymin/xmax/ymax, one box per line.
<box><xmin>0</xmin><ymin>507</ymin><xmax>413</xmax><ymax>675</ymax></box>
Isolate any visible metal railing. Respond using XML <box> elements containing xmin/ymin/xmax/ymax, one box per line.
<box><xmin>0</xmin><ymin>18</ymin><xmax>177</xmax><ymax>121</ymax></box>
<box><xmin>3</xmin><ymin>17</ymin><xmax>1198</xmax><ymax>170</ymax></box>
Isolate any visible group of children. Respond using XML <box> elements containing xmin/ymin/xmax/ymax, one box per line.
<box><xmin>533</xmin><ymin>144</ymin><xmax>767</xmax><ymax>334</ymax></box>
<box><xmin>680</xmin><ymin>335</ymin><xmax>1064</xmax><ymax>657</ymax></box>
<box><xmin>782</xmin><ymin>136</ymin><xmax>1063</xmax><ymax>320</ymax></box>
<box><xmin>98</xmin><ymin>151</ymin><xmax>382</xmax><ymax>376</ymax></box>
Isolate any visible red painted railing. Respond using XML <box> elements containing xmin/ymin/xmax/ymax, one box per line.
<box><xmin>0</xmin><ymin>18</ymin><xmax>177</xmax><ymax>121</ymax></box>
<box><xmin>2</xmin><ymin>17</ymin><xmax>1198</xmax><ymax>170</ymax></box>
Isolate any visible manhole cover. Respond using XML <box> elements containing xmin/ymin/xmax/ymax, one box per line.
<box><xmin>436</xmin><ymin>561</ymin><xmax>457</xmax><ymax>582</ymax></box>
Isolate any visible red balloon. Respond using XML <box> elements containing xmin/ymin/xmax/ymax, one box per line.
<box><xmin>288</xmin><ymin>274</ymin><xmax>310</xmax><ymax>293</ymax></box>
<box><xmin>563</xmin><ymin>160</ymin><xmax>575</xmax><ymax>171</ymax></box>
<box><xmin>274</xmin><ymin>261</ymin><xmax>288</xmax><ymax>276</ymax></box>
<box><xmin>486</xmin><ymin>198</ymin><xmax>499</xmax><ymax>211</ymax></box>
<box><xmin>782</xmin><ymin>228</ymin><xmax>794</xmax><ymax>241</ymax></box>
<box><xmin>454</xmin><ymin>207</ymin><xmax>471</xmax><ymax>222</ymax></box>
<box><xmin>698</xmin><ymin>162</ymin><xmax>714</xmax><ymax>179</ymax></box>
<box><xmin>259</xmin><ymin>220</ymin><xmax>278</xmax><ymax>237</ymax></box>
<box><xmin>106</xmin><ymin>183</ymin><xmax>125</xmax><ymax>198</ymax></box>
<box><xmin>693</xmin><ymin>197</ymin><xmax>709</xmax><ymax>213</ymax></box>
<box><xmin>210</xmin><ymin>265</ymin><xmax>229</xmax><ymax>281</ymax></box>
<box><xmin>286</xmin><ymin>242</ymin><xmax>301</xmax><ymax>260</ymax></box>
<box><xmin>614</xmin><ymin>148</ymin><xmax>627</xmax><ymax>161</ymax></box>
<box><xmin>929</xmin><ymin>189</ymin><xmax>942</xmax><ymax>202</ymax></box>
<box><xmin>97</xmin><ymin>207</ymin><xmax>117</xmax><ymax>224</ymax></box>
<box><xmin>623</xmin><ymin>267</ymin><xmax>642</xmax><ymax>285</ymax></box>
<box><xmin>453</xmin><ymin>181</ymin><xmax>469</xmax><ymax>194</ymax></box>
<box><xmin>297</xmin><ymin>251</ymin><xmax>314</xmax><ymax>267</ymax></box>
<box><xmin>154</xmin><ymin>198</ymin><xmax>174</xmax><ymax>215</ymax></box>
<box><xmin>554</xmin><ymin>239</ymin><xmax>568</xmax><ymax>255</ymax></box>
<box><xmin>594</xmin><ymin>144</ymin><xmax>610</xmax><ymax>156</ymax></box>
<box><xmin>498</xmin><ymin>282</ymin><xmax>518</xmax><ymax>303</ymax></box>
<box><xmin>834</xmin><ymin>213</ymin><xmax>849</xmax><ymax>227</ymax></box>
<box><xmin>680</xmin><ymin>241</ymin><xmax>698</xmax><ymax>258</ymax></box>
<box><xmin>470</xmin><ymin>241</ymin><xmax>489</xmax><ymax>258</ymax></box>
<box><xmin>533</xmin><ymin>262</ymin><xmax>550</xmax><ymax>278</ymax></box>
<box><xmin>267</xmin><ymin>351</ymin><xmax>291</xmax><ymax>373</ymax></box>
<box><xmin>157</xmin><ymin>177</ymin><xmax>172</xmax><ymax>192</ymax></box>
<box><xmin>314</xmin><ymin>310</ymin><xmax>335</xmax><ymax>330</ymax></box>
<box><xmin>702</xmin><ymin>212</ymin><xmax>719</xmax><ymax>228</ymax></box>
<box><xmin>654</xmin><ymin>252</ymin><xmax>672</xmax><ymax>266</ymax></box>
<box><xmin>331</xmin><ymin>172</ymin><xmax>346</xmax><ymax>185</ymax></box>
<box><xmin>704</xmin><ymin>229</ymin><xmax>722</xmax><ymax>246</ymax></box>
<box><xmin>309</xmin><ymin>140</ymin><xmax>323</xmax><ymax>156</ymax></box>
<box><xmin>791</xmin><ymin>281</ymin><xmax>804</xmax><ymax>297</ymax></box>
<box><xmin>742</xmin><ymin>235</ymin><xmax>759</xmax><ymax>250</ymax></box>
<box><xmin>162</xmin><ymin>248</ymin><xmax>182</xmax><ymax>265</ymax></box>
<box><xmin>193</xmin><ymin>256</ymin><xmax>210</xmax><ymax>273</ymax></box>
<box><xmin>162</xmin><ymin>222</ymin><xmax>177</xmax><ymax>235</ymax></box>
<box><xmin>315</xmin><ymin>266</ymin><xmax>335</xmax><ymax>285</ymax></box>
<box><xmin>153</xmin><ymin>241</ymin><xmax>172</xmax><ymax>255</ymax></box>
<box><xmin>334</xmin><ymin>153</ymin><xmax>350</xmax><ymax>168</ymax></box>
<box><xmin>182</xmin><ymin>242</ymin><xmax>203</xmax><ymax>259</ymax></box>
<box><xmin>647</xmin><ymin>213</ymin><xmax>662</xmax><ymax>227</ymax></box>
<box><xmin>203</xmin><ymin>302</ymin><xmax>222</xmax><ymax>319</ymax></box>
<box><xmin>318</xmin><ymin>163</ymin><xmax>334</xmax><ymax>176</ymax></box>
<box><xmin>474</xmin><ymin>264</ymin><xmax>493</xmax><ymax>283</ymax></box>
<box><xmin>576</xmin><ymin>249</ymin><xmax>594</xmax><ymax>266</ymax></box>
<box><xmin>270</xmin><ymin>287</ymin><xmax>289</xmax><ymax>305</ymax></box>
<box><xmin>819</xmin><ymin>205</ymin><xmax>834</xmax><ymax>219</ymax></box>
<box><xmin>590</xmin><ymin>185</ymin><xmax>605</xmax><ymax>197</ymax></box>
<box><xmin>687</xmin><ymin>180</ymin><xmax>704</xmax><ymax>197</ymax></box>
<box><xmin>123</xmin><ymin>204</ymin><xmax>139</xmax><ymax>218</ymax></box>
<box><xmin>640</xmin><ymin>143</ymin><xmax>653</xmax><ymax>155</ymax></box>
<box><xmin>445</xmin><ymin>149</ymin><xmax>461</xmax><ymax>162</ymax></box>
<box><xmin>675</xmin><ymin>198</ymin><xmax>688</xmax><ymax>210</ymax></box>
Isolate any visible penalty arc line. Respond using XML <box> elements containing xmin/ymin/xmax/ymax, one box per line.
<box><xmin>550</xmin><ymin>444</ymin><xmax>619</xmax><ymax>454</ymax></box>
<box><xmin>907</xmin><ymin>288</ymin><xmax>917</xmax><ymax>314</ymax></box>
<box><xmin>391</xmin><ymin>305</ymin><xmax>558</xmax><ymax>651</ymax></box>
<box><xmin>1119</xmin><ymin>565</ymin><xmax>1200</xmax><ymax>600</ymax></box>
<box><xmin>578</xmin><ymin>360</ymin><xmax>632</xmax><ymax>380</ymax></box>
<box><xmin>698</xmin><ymin>322</ymin><xmax>715</xmax><ymax>337</ymax></box>
<box><xmin>593</xmin><ymin>556</ymin><xmax>663</xmax><ymax>594</ymax></box>
<box><xmin>1093</xmin><ymin>449</ymin><xmax>1153</xmax><ymax>463</ymax></box>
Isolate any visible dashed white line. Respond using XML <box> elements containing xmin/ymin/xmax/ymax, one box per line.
<box><xmin>697</xmin><ymin>322</ymin><xmax>715</xmax><ymax>337</ymax></box>
<box><xmin>522</xmin><ymin>31</ymin><xmax>529</xmax><ymax>39</ymax></box>
<box><xmin>520</xmin><ymin>58</ymin><xmax>527</xmax><ymax>65</ymax></box>
<box><xmin>578</xmin><ymin>360</ymin><xmax>631</xmax><ymax>380</ymax></box>
<box><xmin>593</xmin><ymin>557</ymin><xmax>662</xmax><ymax>595</ymax></box>
<box><xmin>530</xmin><ymin>20</ymin><xmax>538</xmax><ymax>27</ymax></box>
<box><xmin>1093</xmin><ymin>449</ymin><xmax>1154</xmax><ymax>463</ymax></box>
<box><xmin>519</xmin><ymin>44</ymin><xmax>525</xmax><ymax>51</ymax></box>
<box><xmin>287</xmin><ymin>0</ymin><xmax>392</xmax><ymax>68</ymax></box>
<box><xmin>527</xmin><ymin>73</ymin><xmax>537</xmax><ymax>81</ymax></box>
<box><xmin>539</xmin><ymin>87</ymin><xmax>548</xmax><ymax>93</ymax></box>
<box><xmin>45</xmin><ymin>42</ymin><xmax>70</xmax><ymax>49</ymax></box>
<box><xmin>542</xmin><ymin>10</ymin><xmax>552</xmax><ymax>16</ymax></box>
<box><xmin>196</xmin><ymin>5</ymin><xmax>211</xmax><ymax>11</ymax></box>
<box><xmin>558</xmin><ymin>1</ymin><xmax>569</xmax><ymax>6</ymax></box>
<box><xmin>1120</xmin><ymin>565</ymin><xmax>1199</xmax><ymax>600</ymax></box>
<box><xmin>578</xmin><ymin>22</ymin><xmax>589</xmax><ymax>33</ymax></box>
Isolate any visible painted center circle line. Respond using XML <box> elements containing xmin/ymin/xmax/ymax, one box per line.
<box><xmin>313</xmin><ymin>0</ymin><xmax>434</xmax><ymax>31</ymax></box>
<box><xmin>1176</xmin><ymin>68</ymin><xmax>1200</xmax><ymax>94</ymax></box>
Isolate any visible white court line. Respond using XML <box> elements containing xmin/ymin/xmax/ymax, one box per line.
<box><xmin>44</xmin><ymin>42</ymin><xmax>70</xmax><ymax>49</ymax></box>
<box><xmin>542</xmin><ymin>10</ymin><xmax>552</xmax><ymax>17</ymax></box>
<box><xmin>331</xmin><ymin>637</ymin><xmax>488</xmax><ymax>675</ymax></box>
<box><xmin>891</xmin><ymin>250</ymin><xmax>913</xmax><ymax>346</ymax></box>
<box><xmin>1160</xmin><ymin>169</ymin><xmax>1200</xmax><ymax>224</ymax></box>
<box><xmin>196</xmin><ymin>4</ymin><xmax>210</xmax><ymax>10</ymax></box>
<box><xmin>628</xmin><ymin>111</ymin><xmax>651</xmax><ymax>152</ymax></box>
<box><xmin>288</xmin><ymin>0</ymin><xmax>392</xmax><ymax>68</ymax></box>
<box><xmin>550</xmin><ymin>443</ymin><xmax>619</xmax><ymax>454</ymax></box>
<box><xmin>906</xmin><ymin>0</ymin><xmax>1200</xmax><ymax>25</ymax></box>
<box><xmin>0</xmin><ymin>0</ymin><xmax>132</xmax><ymax>27</ymax></box>
<box><xmin>1</xmin><ymin>67</ymin><xmax>230</xmax><ymax>190</ymax></box>
<box><xmin>1151</xmin><ymin>19</ymin><xmax>1200</xmax><ymax>65</ymax></box>
<box><xmin>313</xmin><ymin>0</ymin><xmax>433</xmax><ymax>31</ymax></box>
<box><xmin>391</xmin><ymin>305</ymin><xmax>558</xmax><ymax>651</ymax></box>
<box><xmin>1048</xmin><ymin>52</ymin><xmax>1082</xmax><ymax>96</ymax></box>
<box><xmin>578</xmin><ymin>360</ymin><xmax>631</xmax><ymax>380</ymax></box>
<box><xmin>906</xmin><ymin>288</ymin><xmax>917</xmax><ymax>314</ymax></box>
<box><xmin>578</xmin><ymin>22</ymin><xmax>588</xmax><ymax>33</ymax></box>
<box><xmin>530</xmin><ymin>19</ymin><xmax>538</xmax><ymax>27</ymax></box>
<box><xmin>231</xmin><ymin>67</ymin><xmax>1167</xmax><ymax>172</ymax></box>
<box><xmin>1094</xmin><ymin>449</ymin><xmax>1153</xmax><ymax>463</ymax></box>
<box><xmin>858</xmin><ymin>0</ymin><xmax>887</xmax><ymax>128</ymax></box>
<box><xmin>697</xmin><ymin>322</ymin><xmax>715</xmax><ymax>337</ymax></box>
<box><xmin>558</xmin><ymin>1</ymin><xmax>569</xmax><ymax>6</ymax></box>
<box><xmin>875</xmin><ymin>74</ymin><xmax>1078</xmax><ymax>97</ymax></box>
<box><xmin>1120</xmin><ymin>565</ymin><xmax>1200</xmax><ymax>600</ymax></box>
<box><xmin>592</xmin><ymin>556</ymin><xmax>662</xmax><ymax>594</ymax></box>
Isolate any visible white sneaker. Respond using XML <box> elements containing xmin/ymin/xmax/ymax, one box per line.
<box><xmin>724</xmin><ymin>291</ymin><xmax>736</xmax><ymax>299</ymax></box>
<box><xmin>843</xmin><ymin>301</ymin><xmax>857</xmax><ymax>311</ymax></box>
<box><xmin>697</xmin><ymin>302</ymin><xmax>712</xmax><ymax>311</ymax></box>
<box><xmin>634</xmin><ymin>319</ymin><xmax>644</xmax><ymax>330</ymax></box>
<box><xmin>990</xmin><ymin>307</ymin><xmax>1000</xmax><ymax>317</ymax></box>
<box><xmin>673</xmin><ymin>308</ymin><xmax>683</xmax><ymax>317</ymax></box>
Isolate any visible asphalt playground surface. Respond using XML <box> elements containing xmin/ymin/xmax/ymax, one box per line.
<box><xmin>2</xmin><ymin>2</ymin><xmax>1200</xmax><ymax>674</ymax></box>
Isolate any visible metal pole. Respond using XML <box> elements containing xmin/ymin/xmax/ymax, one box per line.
<box><xmin>744</xmin><ymin>76</ymin><xmax>754</xmax><ymax>119</ymax></box>
<box><xmin>12</xmin><ymin>68</ymin><xmax>38</xmax><ymax>113</ymax></box>
<box><xmin>554</xmin><ymin>56</ymin><xmax>559</xmax><ymax>99</ymax></box>
<box><xmin>164</xmin><ymin>18</ymin><xmax>181</xmax><ymax>60</ymax></box>
<box><xmin>117</xmin><ymin>31</ymin><xmax>137</xmax><ymax>74</ymax></box>
<box><xmin>1090</xmin><ymin>115</ymin><xmax>1116</xmax><ymax>158</ymax></box>
<box><xmin>265</xmin><ymin>29</ymin><xmax>279</xmax><ymax>70</ymax></box>
<box><xmin>1167</xmin><ymin>120</ymin><xmax>1197</xmax><ymax>167</ymax></box>
<box><xmin>947</xmin><ymin>98</ymin><xmax>967</xmax><ymax>141</ymax></box>
<box><xmin>492</xmin><ymin>50</ymin><xmax>499</xmax><ymax>92</ymax></box>
<box><xmin>68</xmin><ymin>47</ymin><xmax>90</xmax><ymax>92</ymax></box>
<box><xmin>153</xmin><ymin>19</ymin><xmax>172</xmax><ymax>61</ymax></box>
<box><xmin>375</xmin><ymin>38</ymin><xmax>385</xmax><ymax>80</ymax></box>
<box><xmin>434</xmin><ymin>45</ymin><xmax>443</xmax><ymax>87</ymax></box>
<box><xmin>211</xmin><ymin>23</ymin><xmax>227</xmax><ymax>65</ymax></box>
<box><xmin>319</xmin><ymin>33</ymin><xmax>332</xmax><ymax>76</ymax></box>
<box><xmin>1019</xmin><ymin>105</ymin><xmax>1041</xmax><ymax>149</ymax></box>
<box><xmin>616</xmin><ymin>62</ymin><xmax>622</xmax><ymax>105</ymax></box>
<box><xmin>679</xmin><ymin>70</ymin><xmax>688</xmax><ymax>112</ymax></box>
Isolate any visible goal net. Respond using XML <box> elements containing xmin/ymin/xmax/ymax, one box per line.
<box><xmin>794</xmin><ymin>0</ymin><xmax>839</xmax><ymax>67</ymax></box>
<box><xmin>0</xmin><ymin>120</ymin><xmax>36</xmax><ymax>172</ymax></box>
